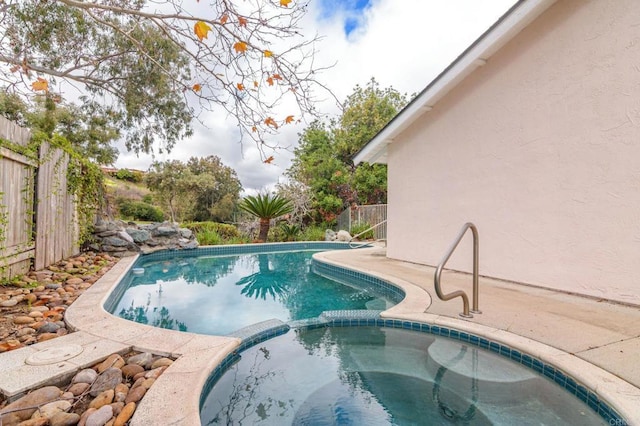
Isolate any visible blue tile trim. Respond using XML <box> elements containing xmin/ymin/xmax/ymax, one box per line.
<box><xmin>200</xmin><ymin>318</ymin><xmax>626</xmax><ymax>424</ymax></box>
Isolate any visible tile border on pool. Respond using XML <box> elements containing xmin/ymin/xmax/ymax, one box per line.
<box><xmin>200</xmin><ymin>317</ymin><xmax>625</xmax><ymax>424</ymax></box>
<box><xmin>312</xmin><ymin>260</ymin><xmax>405</xmax><ymax>304</ymax></box>
<box><xmin>137</xmin><ymin>241</ymin><xmax>356</xmax><ymax>262</ymax></box>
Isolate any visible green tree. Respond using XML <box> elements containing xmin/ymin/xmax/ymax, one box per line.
<box><xmin>288</xmin><ymin>79</ymin><xmax>409</xmax><ymax>222</ymax></box>
<box><xmin>239</xmin><ymin>193</ymin><xmax>293</xmax><ymax>242</ymax></box>
<box><xmin>185</xmin><ymin>156</ymin><xmax>243</xmax><ymax>222</ymax></box>
<box><xmin>1</xmin><ymin>0</ymin><xmax>332</xmax><ymax>158</ymax></box>
<box><xmin>0</xmin><ymin>93</ymin><xmax>119</xmax><ymax>165</ymax></box>
<box><xmin>145</xmin><ymin>156</ymin><xmax>242</xmax><ymax>223</ymax></box>
<box><xmin>145</xmin><ymin>160</ymin><xmax>193</xmax><ymax>222</ymax></box>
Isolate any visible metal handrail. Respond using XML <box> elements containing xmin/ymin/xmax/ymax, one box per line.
<box><xmin>433</xmin><ymin>222</ymin><xmax>480</xmax><ymax>318</ymax></box>
<box><xmin>348</xmin><ymin>219</ymin><xmax>387</xmax><ymax>249</ymax></box>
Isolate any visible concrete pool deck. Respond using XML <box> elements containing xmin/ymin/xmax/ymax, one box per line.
<box><xmin>1</xmin><ymin>246</ymin><xmax>639</xmax><ymax>424</ymax></box>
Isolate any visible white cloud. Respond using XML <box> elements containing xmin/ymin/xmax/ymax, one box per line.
<box><xmin>116</xmin><ymin>0</ymin><xmax>517</xmax><ymax>193</ymax></box>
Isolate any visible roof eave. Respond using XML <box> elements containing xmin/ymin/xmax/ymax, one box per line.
<box><xmin>353</xmin><ymin>0</ymin><xmax>557</xmax><ymax>165</ymax></box>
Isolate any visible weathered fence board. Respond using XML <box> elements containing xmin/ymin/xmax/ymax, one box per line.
<box><xmin>34</xmin><ymin>143</ymin><xmax>78</xmax><ymax>270</ymax></box>
<box><xmin>0</xmin><ymin>118</ymin><xmax>78</xmax><ymax>279</ymax></box>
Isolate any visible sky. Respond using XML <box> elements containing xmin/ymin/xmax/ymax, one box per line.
<box><xmin>114</xmin><ymin>0</ymin><xmax>517</xmax><ymax>194</ymax></box>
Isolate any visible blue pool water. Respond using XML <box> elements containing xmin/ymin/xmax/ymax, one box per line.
<box><xmin>107</xmin><ymin>249</ymin><xmax>401</xmax><ymax>335</ymax></box>
<box><xmin>200</xmin><ymin>326</ymin><xmax>609</xmax><ymax>425</ymax></box>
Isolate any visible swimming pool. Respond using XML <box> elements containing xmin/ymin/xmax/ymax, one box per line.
<box><xmin>200</xmin><ymin>324</ymin><xmax>616</xmax><ymax>425</ymax></box>
<box><xmin>104</xmin><ymin>244</ymin><xmax>403</xmax><ymax>335</ymax></box>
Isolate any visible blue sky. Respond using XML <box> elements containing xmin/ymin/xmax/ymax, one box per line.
<box><xmin>316</xmin><ymin>0</ymin><xmax>372</xmax><ymax>36</ymax></box>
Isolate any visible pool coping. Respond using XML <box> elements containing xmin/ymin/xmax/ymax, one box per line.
<box><xmin>3</xmin><ymin>244</ymin><xmax>638</xmax><ymax>424</ymax></box>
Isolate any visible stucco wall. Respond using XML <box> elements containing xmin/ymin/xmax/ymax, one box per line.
<box><xmin>387</xmin><ymin>0</ymin><xmax>640</xmax><ymax>305</ymax></box>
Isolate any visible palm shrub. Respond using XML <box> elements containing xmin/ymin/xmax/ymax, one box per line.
<box><xmin>238</xmin><ymin>194</ymin><xmax>293</xmax><ymax>242</ymax></box>
<box><xmin>280</xmin><ymin>223</ymin><xmax>300</xmax><ymax>241</ymax></box>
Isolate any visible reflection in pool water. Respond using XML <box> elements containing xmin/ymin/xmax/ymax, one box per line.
<box><xmin>108</xmin><ymin>250</ymin><xmax>399</xmax><ymax>335</ymax></box>
<box><xmin>200</xmin><ymin>327</ymin><xmax>608</xmax><ymax>425</ymax></box>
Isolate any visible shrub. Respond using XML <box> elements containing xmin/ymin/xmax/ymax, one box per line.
<box><xmin>182</xmin><ymin>222</ymin><xmax>247</xmax><ymax>245</ymax></box>
<box><xmin>115</xmin><ymin>168</ymin><xmax>144</xmax><ymax>183</ymax></box>
<box><xmin>299</xmin><ymin>224</ymin><xmax>327</xmax><ymax>241</ymax></box>
<box><xmin>350</xmin><ymin>222</ymin><xmax>374</xmax><ymax>240</ymax></box>
<box><xmin>117</xmin><ymin>199</ymin><xmax>165</xmax><ymax>222</ymax></box>
<box><xmin>280</xmin><ymin>223</ymin><xmax>300</xmax><ymax>242</ymax></box>
<box><xmin>142</xmin><ymin>194</ymin><xmax>154</xmax><ymax>204</ymax></box>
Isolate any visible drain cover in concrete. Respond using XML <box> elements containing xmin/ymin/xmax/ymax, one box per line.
<box><xmin>26</xmin><ymin>344</ymin><xmax>84</xmax><ymax>365</ymax></box>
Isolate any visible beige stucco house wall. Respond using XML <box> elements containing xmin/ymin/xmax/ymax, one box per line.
<box><xmin>356</xmin><ymin>0</ymin><xmax>640</xmax><ymax>305</ymax></box>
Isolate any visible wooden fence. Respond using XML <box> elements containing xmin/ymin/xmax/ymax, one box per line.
<box><xmin>0</xmin><ymin>116</ymin><xmax>78</xmax><ymax>279</ymax></box>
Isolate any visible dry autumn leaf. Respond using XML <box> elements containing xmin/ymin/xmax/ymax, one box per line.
<box><xmin>264</xmin><ymin>117</ymin><xmax>278</xmax><ymax>128</ymax></box>
<box><xmin>194</xmin><ymin>21</ymin><xmax>212</xmax><ymax>41</ymax></box>
<box><xmin>233</xmin><ymin>41</ymin><xmax>247</xmax><ymax>53</ymax></box>
<box><xmin>31</xmin><ymin>77</ymin><xmax>48</xmax><ymax>92</ymax></box>
<box><xmin>272</xmin><ymin>73</ymin><xmax>283</xmax><ymax>80</ymax></box>
<box><xmin>252</xmin><ymin>126</ymin><xmax>258</xmax><ymax>132</ymax></box>
<box><xmin>253</xmin><ymin>81</ymin><xmax>259</xmax><ymax>88</ymax></box>
<box><xmin>192</xmin><ymin>83</ymin><xmax>202</xmax><ymax>92</ymax></box>
<box><xmin>220</xmin><ymin>15</ymin><xmax>228</xmax><ymax>25</ymax></box>
<box><xmin>238</xmin><ymin>17</ymin><xmax>248</xmax><ymax>27</ymax></box>
<box><xmin>266</xmin><ymin>76</ymin><xmax>274</xmax><ymax>86</ymax></box>
<box><xmin>280</xmin><ymin>0</ymin><xmax>292</xmax><ymax>7</ymax></box>
<box><xmin>264</xmin><ymin>156</ymin><xmax>275</xmax><ymax>164</ymax></box>
<box><xmin>264</xmin><ymin>50</ymin><xmax>273</xmax><ymax>58</ymax></box>
<box><xmin>285</xmin><ymin>115</ymin><xmax>294</xmax><ymax>124</ymax></box>
<box><xmin>237</xmin><ymin>83</ymin><xmax>245</xmax><ymax>91</ymax></box>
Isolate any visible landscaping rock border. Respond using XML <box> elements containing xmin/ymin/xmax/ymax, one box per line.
<box><xmin>89</xmin><ymin>220</ymin><xmax>198</xmax><ymax>258</ymax></box>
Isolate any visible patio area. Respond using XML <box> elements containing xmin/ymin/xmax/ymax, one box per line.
<box><xmin>1</xmin><ymin>245</ymin><xmax>639</xmax><ymax>424</ymax></box>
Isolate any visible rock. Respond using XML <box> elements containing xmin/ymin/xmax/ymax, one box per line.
<box><xmin>101</xmin><ymin>237</ymin><xmax>129</xmax><ymax>247</ymax></box>
<box><xmin>28</xmin><ymin>311</ymin><xmax>43</xmax><ymax>318</ymax></box>
<box><xmin>73</xmin><ymin>368</ymin><xmax>98</xmax><ymax>384</ymax></box>
<box><xmin>97</xmin><ymin>354</ymin><xmax>125</xmax><ymax>373</ymax></box>
<box><xmin>13</xmin><ymin>316</ymin><xmax>35</xmax><ymax>325</ymax></box>
<box><xmin>49</xmin><ymin>412</ymin><xmax>81</xmax><ymax>426</ymax></box>
<box><xmin>89</xmin><ymin>389</ymin><xmax>114</xmax><ymax>409</ymax></box>
<box><xmin>66</xmin><ymin>277</ymin><xmax>84</xmax><ymax>285</ymax></box>
<box><xmin>16</xmin><ymin>327</ymin><xmax>36</xmax><ymax>337</ymax></box>
<box><xmin>336</xmin><ymin>230</ymin><xmax>352</xmax><ymax>242</ymax></box>
<box><xmin>0</xmin><ymin>386</ymin><xmax>62</xmax><ymax>423</ymax></box>
<box><xmin>78</xmin><ymin>407</ymin><xmax>96</xmax><ymax>426</ymax></box>
<box><xmin>117</xmin><ymin>231</ymin><xmax>134</xmax><ymax>244</ymax></box>
<box><xmin>120</xmin><ymin>364</ymin><xmax>144</xmax><ymax>379</ymax></box>
<box><xmin>150</xmin><ymin>357</ymin><xmax>173</xmax><ymax>369</ymax></box>
<box><xmin>179</xmin><ymin>228</ymin><xmax>193</xmax><ymax>239</ymax></box>
<box><xmin>14</xmin><ymin>418</ymin><xmax>48</xmax><ymax>426</ymax></box>
<box><xmin>45</xmin><ymin>283</ymin><xmax>61</xmax><ymax>290</ymax></box>
<box><xmin>90</xmin><ymin>368</ymin><xmax>122</xmax><ymax>396</ymax></box>
<box><xmin>154</xmin><ymin>226</ymin><xmax>176</xmax><ymax>236</ymax></box>
<box><xmin>38</xmin><ymin>332</ymin><xmax>58</xmax><ymax>342</ymax></box>
<box><xmin>38</xmin><ymin>322</ymin><xmax>60</xmax><ymax>334</ymax></box>
<box><xmin>85</xmin><ymin>405</ymin><xmax>113</xmax><ymax>426</ymax></box>
<box><xmin>125</xmin><ymin>229</ymin><xmax>150</xmax><ymax>243</ymax></box>
<box><xmin>31</xmin><ymin>400</ymin><xmax>72</xmax><ymax>419</ymax></box>
<box><xmin>114</xmin><ymin>390</ymin><xmax>127</xmax><ymax>404</ymax></box>
<box><xmin>126</xmin><ymin>352</ymin><xmax>153</xmax><ymax>368</ymax></box>
<box><xmin>113</xmin><ymin>402</ymin><xmax>136</xmax><ymax>426</ymax></box>
<box><xmin>144</xmin><ymin>366</ymin><xmax>166</xmax><ymax>379</ymax></box>
<box><xmin>0</xmin><ymin>339</ymin><xmax>22</xmax><ymax>352</ymax></box>
<box><xmin>140</xmin><ymin>378</ymin><xmax>155</xmax><ymax>390</ymax></box>
<box><xmin>124</xmin><ymin>386</ymin><xmax>146</xmax><ymax>404</ymax></box>
<box><xmin>325</xmin><ymin>229</ymin><xmax>336</xmax><ymax>241</ymax></box>
<box><xmin>109</xmin><ymin>402</ymin><xmax>124</xmax><ymax>417</ymax></box>
<box><xmin>68</xmin><ymin>382</ymin><xmax>91</xmax><ymax>396</ymax></box>
<box><xmin>0</xmin><ymin>298</ymin><xmax>19</xmax><ymax>307</ymax></box>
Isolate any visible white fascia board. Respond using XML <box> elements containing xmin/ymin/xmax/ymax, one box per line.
<box><xmin>354</xmin><ymin>0</ymin><xmax>557</xmax><ymax>165</ymax></box>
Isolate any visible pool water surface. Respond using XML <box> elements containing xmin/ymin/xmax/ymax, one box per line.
<box><xmin>200</xmin><ymin>326</ymin><xmax>608</xmax><ymax>425</ymax></box>
<box><xmin>107</xmin><ymin>250</ymin><xmax>399</xmax><ymax>335</ymax></box>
